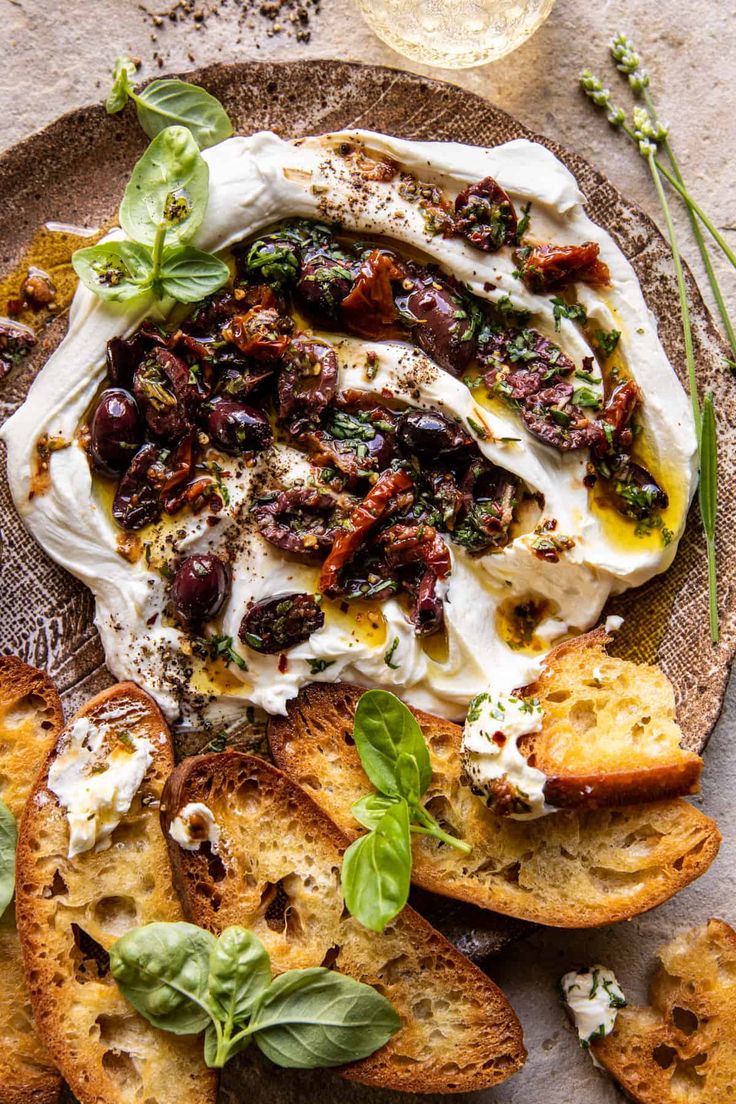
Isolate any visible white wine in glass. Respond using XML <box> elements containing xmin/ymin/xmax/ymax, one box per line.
<box><xmin>358</xmin><ymin>0</ymin><xmax>557</xmax><ymax>68</ymax></box>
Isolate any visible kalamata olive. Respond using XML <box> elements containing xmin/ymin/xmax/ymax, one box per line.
<box><xmin>133</xmin><ymin>347</ymin><xmax>197</xmax><ymax>440</ymax></box>
<box><xmin>239</xmin><ymin>592</ymin><xmax>325</xmax><ymax>654</ymax></box>
<box><xmin>254</xmin><ymin>489</ymin><xmax>342</xmax><ymax>556</ymax></box>
<box><xmin>89</xmin><ymin>388</ymin><xmax>143</xmax><ymax>476</ymax></box>
<box><xmin>171</xmin><ymin>554</ymin><xmax>230</xmax><ymax>621</ymax></box>
<box><xmin>295</xmin><ymin>253</ymin><xmax>355</xmax><ymax>326</ymax></box>
<box><xmin>0</xmin><ymin>317</ymin><xmax>35</xmax><ymax>379</ymax></box>
<box><xmin>112</xmin><ymin>443</ymin><xmax>167</xmax><ymax>530</ymax></box>
<box><xmin>278</xmin><ymin>337</ymin><xmax>338</xmax><ymax>434</ymax></box>
<box><xmin>453</xmin><ymin>176</ymin><xmax>518</xmax><ymax>252</ymax></box>
<box><xmin>236</xmin><ymin>234</ymin><xmax>301</xmax><ymax>289</ymax></box>
<box><xmin>206</xmin><ymin>397</ymin><xmax>273</xmax><ymax>455</ymax></box>
<box><xmin>606</xmin><ymin>458</ymin><xmax>669</xmax><ymax>521</ymax></box>
<box><xmin>397</xmin><ymin>409</ymin><xmax>473</xmax><ymax>463</ymax></box>
<box><xmin>401</xmin><ymin>275</ymin><xmax>477</xmax><ymax>375</ymax></box>
<box><xmin>106</xmin><ymin>334</ymin><xmax>147</xmax><ymax>389</ymax></box>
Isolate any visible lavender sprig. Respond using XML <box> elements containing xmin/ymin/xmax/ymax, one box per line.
<box><xmin>609</xmin><ymin>33</ymin><xmax>736</xmax><ymax>363</ymax></box>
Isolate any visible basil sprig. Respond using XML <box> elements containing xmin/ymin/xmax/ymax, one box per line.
<box><xmin>342</xmin><ymin>690</ymin><xmax>471</xmax><ymax>934</ymax></box>
<box><xmin>0</xmin><ymin>800</ymin><xmax>17</xmax><ymax>919</ymax></box>
<box><xmin>107</xmin><ymin>56</ymin><xmax>233</xmax><ymax>150</ymax></box>
<box><xmin>72</xmin><ymin>126</ymin><xmax>229</xmax><ymax>304</ymax></box>
<box><xmin>110</xmin><ymin>921</ymin><xmax>400</xmax><ymax>1069</ymax></box>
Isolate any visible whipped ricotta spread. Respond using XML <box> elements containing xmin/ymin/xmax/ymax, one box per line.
<box><xmin>48</xmin><ymin>713</ymin><xmax>155</xmax><ymax>857</ymax></box>
<box><xmin>461</xmin><ymin>690</ymin><xmax>552</xmax><ymax>818</ymax></box>
<box><xmin>1</xmin><ymin>129</ymin><xmax>698</xmax><ymax>726</ymax></box>
<box><xmin>561</xmin><ymin>965</ymin><xmax>626</xmax><ymax>1053</ymax></box>
<box><xmin>169</xmin><ymin>801</ymin><xmax>220</xmax><ymax>851</ymax></box>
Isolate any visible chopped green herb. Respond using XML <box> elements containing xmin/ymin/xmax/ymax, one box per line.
<box><xmin>572</xmin><ymin>386</ymin><xmax>603</xmax><ymax>409</ymax></box>
<box><xmin>384</xmin><ymin>637</ymin><xmax>400</xmax><ymax>670</ymax></box>
<box><xmin>594</xmin><ymin>328</ymin><xmax>621</xmax><ymax>357</ymax></box>
<box><xmin>308</xmin><ymin>658</ymin><xmax>335</xmax><ymax>675</ymax></box>
<box><xmin>208</xmin><ymin>634</ymin><xmax>248</xmax><ymax>670</ymax></box>
<box><xmin>550</xmin><ymin>297</ymin><xmax>588</xmax><ymax>332</ymax></box>
<box><xmin>515</xmin><ymin>202</ymin><xmax>532</xmax><ymax>243</ymax></box>
<box><xmin>467</xmin><ymin>415</ymin><xmax>489</xmax><ymax>439</ymax></box>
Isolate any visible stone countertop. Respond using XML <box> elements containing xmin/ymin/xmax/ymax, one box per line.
<box><xmin>2</xmin><ymin>2</ymin><xmax>735</xmax><ymax>1101</ymax></box>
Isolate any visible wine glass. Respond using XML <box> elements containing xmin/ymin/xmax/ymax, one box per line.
<box><xmin>358</xmin><ymin>0</ymin><xmax>557</xmax><ymax>68</ymax></box>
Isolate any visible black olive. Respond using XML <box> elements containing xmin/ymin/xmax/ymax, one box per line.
<box><xmin>112</xmin><ymin>443</ymin><xmax>167</xmax><ymax>531</ymax></box>
<box><xmin>295</xmin><ymin>253</ymin><xmax>355</xmax><ymax>326</ymax></box>
<box><xmin>239</xmin><ymin>593</ymin><xmax>324</xmax><ymax>654</ymax></box>
<box><xmin>89</xmin><ymin>389</ymin><xmax>143</xmax><ymax>476</ymax></box>
<box><xmin>206</xmin><ymin>398</ymin><xmax>273</xmax><ymax>455</ymax></box>
<box><xmin>105</xmin><ymin>334</ymin><xmax>146</xmax><ymax>389</ymax></box>
<box><xmin>236</xmin><ymin>235</ymin><xmax>301</xmax><ymax>289</ymax></box>
<box><xmin>171</xmin><ymin>554</ymin><xmax>230</xmax><ymax>621</ymax></box>
<box><xmin>397</xmin><ymin>409</ymin><xmax>473</xmax><ymax>463</ymax></box>
<box><xmin>402</xmin><ymin>278</ymin><xmax>477</xmax><ymax>375</ymax></box>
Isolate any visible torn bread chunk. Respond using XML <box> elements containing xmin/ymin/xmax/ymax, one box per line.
<box><xmin>0</xmin><ymin>656</ymin><xmax>63</xmax><ymax>1104</ymax></box>
<box><xmin>161</xmin><ymin>752</ymin><xmax>527</xmax><ymax>1094</ymax></box>
<box><xmin>268</xmin><ymin>682</ymin><xmax>720</xmax><ymax>927</ymax></box>
<box><xmin>593</xmin><ymin>918</ymin><xmax>736</xmax><ymax>1102</ymax></box>
<box><xmin>521</xmin><ymin>628</ymin><xmax>703</xmax><ymax>809</ymax></box>
<box><xmin>15</xmin><ymin>682</ymin><xmax>217</xmax><ymax>1104</ymax></box>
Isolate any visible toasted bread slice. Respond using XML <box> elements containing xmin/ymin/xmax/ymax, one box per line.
<box><xmin>522</xmin><ymin>629</ymin><xmax>702</xmax><ymax>808</ymax></box>
<box><xmin>15</xmin><ymin>683</ymin><xmax>217</xmax><ymax>1104</ymax></box>
<box><xmin>268</xmin><ymin>683</ymin><xmax>720</xmax><ymax>927</ymax></box>
<box><xmin>161</xmin><ymin>752</ymin><xmax>527</xmax><ymax>1094</ymax></box>
<box><xmin>0</xmin><ymin>657</ymin><xmax>63</xmax><ymax>1104</ymax></box>
<box><xmin>593</xmin><ymin>918</ymin><xmax>736</xmax><ymax>1102</ymax></box>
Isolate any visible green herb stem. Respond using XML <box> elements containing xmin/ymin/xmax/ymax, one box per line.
<box><xmin>413</xmin><ymin>803</ymin><xmax>472</xmax><ymax>855</ymax></box>
<box><xmin>150</xmin><ymin>220</ymin><xmax>168</xmax><ymax>291</ymax></box>
<box><xmin>645</xmin><ymin>151</ymin><xmax>701</xmax><ymax>432</ymax></box>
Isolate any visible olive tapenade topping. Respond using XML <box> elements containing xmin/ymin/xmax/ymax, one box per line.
<box><xmin>453</xmin><ymin>176</ymin><xmax>519</xmax><ymax>252</ymax></box>
<box><xmin>239</xmin><ymin>592</ymin><xmax>325</xmax><ymax>654</ymax></box>
<box><xmin>88</xmin><ymin>212</ymin><xmax>669</xmax><ymax>653</ymax></box>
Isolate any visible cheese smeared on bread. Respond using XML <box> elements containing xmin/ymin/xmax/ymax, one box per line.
<box><xmin>15</xmin><ymin>682</ymin><xmax>217</xmax><ymax>1104</ymax></box>
<box><xmin>268</xmin><ymin>681</ymin><xmax>720</xmax><ymax>926</ymax></box>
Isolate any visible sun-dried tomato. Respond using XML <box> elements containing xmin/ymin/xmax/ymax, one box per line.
<box><xmin>514</xmin><ymin>242</ymin><xmax>611</xmax><ymax>292</ymax></box>
<box><xmin>341</xmin><ymin>249</ymin><xmax>405</xmax><ymax>340</ymax></box>
<box><xmin>319</xmin><ymin>468</ymin><xmax>414</xmax><ymax>596</ymax></box>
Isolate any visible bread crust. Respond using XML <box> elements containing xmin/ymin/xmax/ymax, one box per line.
<box><xmin>593</xmin><ymin>918</ymin><xmax>736</xmax><ymax>1102</ymax></box>
<box><xmin>524</xmin><ymin>629</ymin><xmax>703</xmax><ymax>807</ymax></box>
<box><xmin>0</xmin><ymin>656</ymin><xmax>63</xmax><ymax>1104</ymax></box>
<box><xmin>161</xmin><ymin>752</ymin><xmax>527</xmax><ymax>1094</ymax></box>
<box><xmin>15</xmin><ymin>681</ymin><xmax>217</xmax><ymax>1104</ymax></box>
<box><xmin>268</xmin><ymin>682</ymin><xmax>720</xmax><ymax>927</ymax></box>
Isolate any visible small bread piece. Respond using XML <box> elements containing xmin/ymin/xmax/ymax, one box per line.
<box><xmin>15</xmin><ymin>682</ymin><xmax>217</xmax><ymax>1104</ymax></box>
<box><xmin>523</xmin><ymin>629</ymin><xmax>703</xmax><ymax>808</ymax></box>
<box><xmin>162</xmin><ymin>752</ymin><xmax>527</xmax><ymax>1094</ymax></box>
<box><xmin>268</xmin><ymin>683</ymin><xmax>720</xmax><ymax>927</ymax></box>
<box><xmin>593</xmin><ymin>918</ymin><xmax>736</xmax><ymax>1102</ymax></box>
<box><xmin>0</xmin><ymin>657</ymin><xmax>63</xmax><ymax>1104</ymax></box>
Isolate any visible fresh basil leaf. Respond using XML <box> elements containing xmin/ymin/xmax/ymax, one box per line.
<box><xmin>134</xmin><ymin>79</ymin><xmax>233</xmax><ymax>150</ymax></box>
<box><xmin>203</xmin><ymin>1020</ymin><xmax>252</xmax><ymax>1068</ymax></box>
<box><xmin>353</xmin><ymin>689</ymin><xmax>432</xmax><ymax>799</ymax></box>
<box><xmin>159</xmin><ymin>246</ymin><xmax>230</xmax><ymax>302</ymax></box>
<box><xmin>208</xmin><ymin>926</ymin><xmax>271</xmax><ymax>1025</ymax></box>
<box><xmin>0</xmin><ymin>800</ymin><xmax>17</xmax><ymax>919</ymax></box>
<box><xmin>119</xmin><ymin>126</ymin><xmax>208</xmax><ymax>247</ymax></box>
<box><xmin>250</xmin><ymin>967</ymin><xmax>400</xmax><ymax>1068</ymax></box>
<box><xmin>342</xmin><ymin>800</ymin><xmax>412</xmax><ymax>933</ymax></box>
<box><xmin>110</xmin><ymin>921</ymin><xmax>216</xmax><ymax>1034</ymax></box>
<box><xmin>394</xmin><ymin>752</ymin><xmax>422</xmax><ymax>807</ymax></box>
<box><xmin>351</xmin><ymin>792</ymin><xmax>400</xmax><ymax>831</ymax></box>
<box><xmin>72</xmin><ymin>241</ymin><xmax>154</xmax><ymax>301</ymax></box>
<box><xmin>106</xmin><ymin>56</ymin><xmax>137</xmax><ymax>114</ymax></box>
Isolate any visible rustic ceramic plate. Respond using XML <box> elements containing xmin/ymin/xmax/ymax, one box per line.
<box><xmin>0</xmin><ymin>62</ymin><xmax>732</xmax><ymax>997</ymax></box>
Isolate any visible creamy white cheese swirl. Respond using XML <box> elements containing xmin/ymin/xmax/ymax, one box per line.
<box><xmin>1</xmin><ymin>130</ymin><xmax>698</xmax><ymax>725</ymax></box>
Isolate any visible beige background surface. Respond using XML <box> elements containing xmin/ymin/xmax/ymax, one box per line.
<box><xmin>2</xmin><ymin>1</ymin><xmax>735</xmax><ymax>1100</ymax></box>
